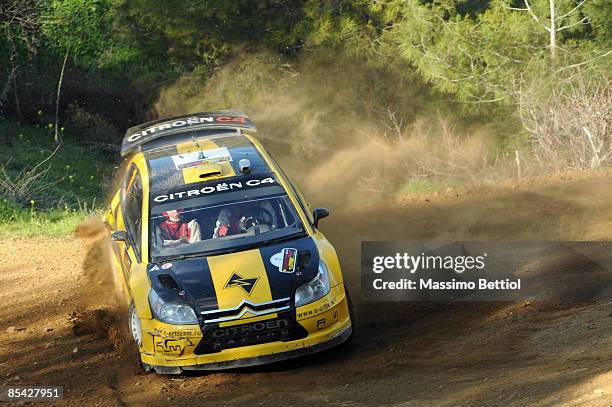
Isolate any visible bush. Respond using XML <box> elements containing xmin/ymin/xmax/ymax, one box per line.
<box><xmin>0</xmin><ymin>120</ymin><xmax>113</xmax><ymax>212</ymax></box>
<box><xmin>0</xmin><ymin>199</ymin><xmax>24</xmax><ymax>223</ymax></box>
<box><xmin>64</xmin><ymin>102</ymin><xmax>119</xmax><ymax>144</ymax></box>
<box><xmin>0</xmin><ymin>161</ymin><xmax>55</xmax><ymax>207</ymax></box>
<box><xmin>517</xmin><ymin>74</ymin><xmax>612</xmax><ymax>170</ymax></box>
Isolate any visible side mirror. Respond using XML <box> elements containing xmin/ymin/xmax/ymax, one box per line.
<box><xmin>312</xmin><ymin>208</ymin><xmax>330</xmax><ymax>228</ymax></box>
<box><xmin>111</xmin><ymin>230</ymin><xmax>129</xmax><ymax>243</ymax></box>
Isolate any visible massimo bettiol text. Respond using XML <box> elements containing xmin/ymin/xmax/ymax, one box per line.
<box><xmin>361</xmin><ymin>241</ymin><xmax>612</xmax><ymax>302</ymax></box>
<box><xmin>372</xmin><ymin>251</ymin><xmax>520</xmax><ymax>290</ymax></box>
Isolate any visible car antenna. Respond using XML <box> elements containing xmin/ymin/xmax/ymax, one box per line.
<box><xmin>191</xmin><ymin>131</ymin><xmax>203</xmax><ymax>152</ymax></box>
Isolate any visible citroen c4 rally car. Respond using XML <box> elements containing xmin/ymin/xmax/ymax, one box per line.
<box><xmin>104</xmin><ymin>110</ymin><xmax>354</xmax><ymax>374</ymax></box>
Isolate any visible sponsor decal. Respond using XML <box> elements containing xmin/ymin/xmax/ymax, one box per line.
<box><xmin>171</xmin><ymin>147</ymin><xmax>232</xmax><ymax>170</ymax></box>
<box><xmin>126</xmin><ymin>116</ymin><xmax>249</xmax><ymax>143</ymax></box>
<box><xmin>224</xmin><ymin>272</ymin><xmax>259</xmax><ymax>296</ymax></box>
<box><xmin>270</xmin><ymin>248</ymin><xmax>297</xmax><ymax>273</ymax></box>
<box><xmin>296</xmin><ymin>299</ymin><xmax>335</xmax><ymax>319</ymax></box>
<box><xmin>211</xmin><ymin>319</ymin><xmax>289</xmax><ymax>338</ymax></box>
<box><xmin>316</xmin><ymin>318</ymin><xmax>326</xmax><ymax>329</ymax></box>
<box><xmin>161</xmin><ymin>262</ymin><xmax>173</xmax><ymax>270</ymax></box>
<box><xmin>153</xmin><ymin>337</ymin><xmax>193</xmax><ymax>355</ymax></box>
<box><xmin>152</xmin><ymin>175</ymin><xmax>277</xmax><ymax>204</ymax></box>
<box><xmin>153</xmin><ymin>328</ymin><xmax>201</xmax><ymax>338</ymax></box>
<box><xmin>149</xmin><ymin>264</ymin><xmax>160</xmax><ymax>272</ymax></box>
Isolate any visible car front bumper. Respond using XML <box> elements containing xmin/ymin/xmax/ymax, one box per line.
<box><xmin>138</xmin><ymin>284</ymin><xmax>352</xmax><ymax>373</ymax></box>
<box><xmin>181</xmin><ymin>323</ymin><xmax>351</xmax><ymax>372</ymax></box>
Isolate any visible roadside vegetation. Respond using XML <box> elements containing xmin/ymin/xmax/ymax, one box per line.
<box><xmin>0</xmin><ymin>0</ymin><xmax>609</xmax><ymax>234</ymax></box>
<box><xmin>0</xmin><ymin>120</ymin><xmax>113</xmax><ymax>237</ymax></box>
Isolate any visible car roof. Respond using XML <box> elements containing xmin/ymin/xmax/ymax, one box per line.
<box><xmin>143</xmin><ymin>132</ymin><xmax>273</xmax><ymax>195</ymax></box>
<box><xmin>121</xmin><ymin>110</ymin><xmax>256</xmax><ymax>157</ymax></box>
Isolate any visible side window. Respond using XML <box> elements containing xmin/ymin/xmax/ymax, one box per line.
<box><xmin>289</xmin><ymin>181</ymin><xmax>314</xmax><ymax>225</ymax></box>
<box><xmin>266</xmin><ymin>153</ymin><xmax>314</xmax><ymax>225</ymax></box>
<box><xmin>122</xmin><ymin>164</ymin><xmax>143</xmax><ymax>259</ymax></box>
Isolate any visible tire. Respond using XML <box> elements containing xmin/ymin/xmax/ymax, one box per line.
<box><xmin>343</xmin><ymin>286</ymin><xmax>356</xmax><ymax>345</ymax></box>
<box><xmin>128</xmin><ymin>303</ymin><xmax>142</xmax><ymax>347</ymax></box>
<box><xmin>127</xmin><ymin>303</ymin><xmax>148</xmax><ymax>372</ymax></box>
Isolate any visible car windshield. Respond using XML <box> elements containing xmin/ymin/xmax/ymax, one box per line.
<box><xmin>149</xmin><ymin>189</ymin><xmax>305</xmax><ymax>261</ymax></box>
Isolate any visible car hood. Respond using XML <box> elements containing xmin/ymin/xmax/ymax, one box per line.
<box><xmin>147</xmin><ymin>236</ymin><xmax>320</xmax><ymax>316</ymax></box>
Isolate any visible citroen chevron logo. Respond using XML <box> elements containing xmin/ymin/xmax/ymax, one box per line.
<box><xmin>224</xmin><ymin>272</ymin><xmax>259</xmax><ymax>296</ymax></box>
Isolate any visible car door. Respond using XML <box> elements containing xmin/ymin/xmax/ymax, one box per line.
<box><xmin>117</xmin><ymin>163</ymin><xmax>144</xmax><ymax>289</ymax></box>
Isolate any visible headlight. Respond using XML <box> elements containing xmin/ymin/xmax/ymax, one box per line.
<box><xmin>295</xmin><ymin>260</ymin><xmax>331</xmax><ymax>307</ymax></box>
<box><xmin>148</xmin><ymin>289</ymin><xmax>198</xmax><ymax>325</ymax></box>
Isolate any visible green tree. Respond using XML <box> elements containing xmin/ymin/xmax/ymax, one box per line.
<box><xmin>0</xmin><ymin>0</ymin><xmax>45</xmax><ymax>117</ymax></box>
<box><xmin>41</xmin><ymin>0</ymin><xmax>112</xmax><ymax>65</ymax></box>
<box><xmin>109</xmin><ymin>0</ymin><xmax>307</xmax><ymax>70</ymax></box>
<box><xmin>300</xmin><ymin>0</ymin><xmax>610</xmax><ymax>107</ymax></box>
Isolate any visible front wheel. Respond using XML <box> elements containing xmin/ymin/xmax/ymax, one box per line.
<box><xmin>127</xmin><ymin>303</ymin><xmax>150</xmax><ymax>372</ymax></box>
<box><xmin>343</xmin><ymin>286</ymin><xmax>356</xmax><ymax>345</ymax></box>
<box><xmin>128</xmin><ymin>304</ymin><xmax>142</xmax><ymax>347</ymax></box>
<box><xmin>128</xmin><ymin>305</ymin><xmax>182</xmax><ymax>374</ymax></box>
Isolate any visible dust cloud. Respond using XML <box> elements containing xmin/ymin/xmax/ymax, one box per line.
<box><xmin>74</xmin><ymin>218</ymin><xmax>116</xmax><ymax>303</ymax></box>
<box><xmin>74</xmin><ymin>218</ymin><xmax>129</xmax><ymax>351</ymax></box>
<box><xmin>154</xmin><ymin>51</ymin><xmax>518</xmax><ymax>212</ymax></box>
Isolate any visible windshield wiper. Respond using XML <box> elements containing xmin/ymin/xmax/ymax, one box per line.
<box><xmin>152</xmin><ymin>254</ymin><xmax>190</xmax><ymax>263</ymax></box>
<box><xmin>153</xmin><ymin>246</ymin><xmax>242</xmax><ymax>262</ymax></box>
<box><xmin>260</xmin><ymin>231</ymin><xmax>307</xmax><ymax>246</ymax></box>
<box><xmin>197</xmin><ymin>231</ymin><xmax>306</xmax><ymax>255</ymax></box>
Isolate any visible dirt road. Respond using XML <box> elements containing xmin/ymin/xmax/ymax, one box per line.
<box><xmin>1</xmin><ymin>169</ymin><xmax>612</xmax><ymax>406</ymax></box>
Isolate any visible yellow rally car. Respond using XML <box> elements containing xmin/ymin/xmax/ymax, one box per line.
<box><xmin>104</xmin><ymin>110</ymin><xmax>354</xmax><ymax>374</ymax></box>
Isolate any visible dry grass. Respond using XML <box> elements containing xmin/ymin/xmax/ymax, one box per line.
<box><xmin>0</xmin><ymin>161</ymin><xmax>56</xmax><ymax>206</ymax></box>
<box><xmin>517</xmin><ymin>74</ymin><xmax>611</xmax><ymax>171</ymax></box>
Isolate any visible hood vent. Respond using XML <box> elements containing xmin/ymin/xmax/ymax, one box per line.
<box><xmin>197</xmin><ymin>164</ymin><xmax>223</xmax><ymax>179</ymax></box>
<box><xmin>158</xmin><ymin>273</ymin><xmax>179</xmax><ymax>290</ymax></box>
<box><xmin>298</xmin><ymin>250</ymin><xmax>312</xmax><ymax>271</ymax></box>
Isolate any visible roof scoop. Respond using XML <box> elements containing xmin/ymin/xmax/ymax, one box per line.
<box><xmin>198</xmin><ymin>164</ymin><xmax>223</xmax><ymax>179</ymax></box>
<box><xmin>158</xmin><ymin>274</ymin><xmax>179</xmax><ymax>290</ymax></box>
<box><xmin>239</xmin><ymin>159</ymin><xmax>251</xmax><ymax>174</ymax></box>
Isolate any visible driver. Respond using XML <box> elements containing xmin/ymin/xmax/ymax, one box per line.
<box><xmin>213</xmin><ymin>201</ymin><xmax>277</xmax><ymax>238</ymax></box>
<box><xmin>159</xmin><ymin>209</ymin><xmax>201</xmax><ymax>245</ymax></box>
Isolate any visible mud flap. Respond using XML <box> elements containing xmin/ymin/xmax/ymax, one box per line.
<box><xmin>146</xmin><ymin>363</ymin><xmax>182</xmax><ymax>375</ymax></box>
<box><xmin>343</xmin><ymin>287</ymin><xmax>356</xmax><ymax>345</ymax></box>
